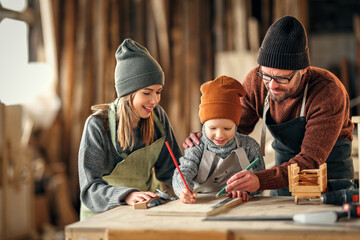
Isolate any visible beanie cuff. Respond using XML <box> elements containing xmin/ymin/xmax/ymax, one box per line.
<box><xmin>115</xmin><ymin>71</ymin><xmax>164</xmax><ymax>98</ymax></box>
<box><xmin>257</xmin><ymin>48</ymin><xmax>310</xmax><ymax>70</ymax></box>
<box><xmin>199</xmin><ymin>102</ymin><xmax>241</xmax><ymax>126</ymax></box>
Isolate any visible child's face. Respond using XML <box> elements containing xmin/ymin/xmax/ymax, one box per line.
<box><xmin>204</xmin><ymin>119</ymin><xmax>236</xmax><ymax>146</ymax></box>
<box><xmin>132</xmin><ymin>84</ymin><xmax>163</xmax><ymax>119</ymax></box>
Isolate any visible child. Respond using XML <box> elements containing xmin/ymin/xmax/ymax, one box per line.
<box><xmin>172</xmin><ymin>75</ymin><xmax>265</xmax><ymax>203</ymax></box>
<box><xmin>78</xmin><ymin>38</ymin><xmax>182</xmax><ymax>220</ymax></box>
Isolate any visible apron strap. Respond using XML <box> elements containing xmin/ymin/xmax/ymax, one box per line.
<box><xmin>235</xmin><ymin>147</ymin><xmax>252</xmax><ymax>171</ymax></box>
<box><xmin>300</xmin><ymin>83</ymin><xmax>308</xmax><ymax>117</ymax></box>
<box><xmin>260</xmin><ymin>92</ymin><xmax>270</xmax><ymax>156</ymax></box>
<box><xmin>109</xmin><ymin>99</ymin><xmax>166</xmax><ymax>158</ymax></box>
<box><xmin>109</xmin><ymin>98</ymin><xmax>128</xmax><ymax>158</ymax></box>
<box><xmin>153</xmin><ymin>111</ymin><xmax>166</xmax><ymax>138</ymax></box>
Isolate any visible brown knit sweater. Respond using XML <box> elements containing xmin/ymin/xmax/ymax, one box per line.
<box><xmin>239</xmin><ymin>66</ymin><xmax>354</xmax><ymax>190</ymax></box>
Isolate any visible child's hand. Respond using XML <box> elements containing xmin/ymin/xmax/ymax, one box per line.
<box><xmin>226</xmin><ymin>191</ymin><xmax>249</xmax><ymax>202</ymax></box>
<box><xmin>179</xmin><ymin>188</ymin><xmax>197</xmax><ymax>204</ymax></box>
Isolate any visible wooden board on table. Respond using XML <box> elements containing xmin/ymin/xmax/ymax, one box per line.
<box><xmin>145</xmin><ymin>193</ymin><xmax>243</xmax><ymax>217</ymax></box>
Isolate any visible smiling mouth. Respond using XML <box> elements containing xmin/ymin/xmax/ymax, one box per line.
<box><xmin>143</xmin><ymin>106</ymin><xmax>153</xmax><ymax>112</ymax></box>
<box><xmin>271</xmin><ymin>89</ymin><xmax>283</xmax><ymax>94</ymax></box>
<box><xmin>214</xmin><ymin>139</ymin><xmax>226</xmax><ymax>144</ymax></box>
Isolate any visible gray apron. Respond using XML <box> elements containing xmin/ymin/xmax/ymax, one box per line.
<box><xmin>262</xmin><ymin>84</ymin><xmax>354</xmax><ymax>196</ymax></box>
<box><xmin>193</xmin><ymin>138</ymin><xmax>251</xmax><ymax>193</ymax></box>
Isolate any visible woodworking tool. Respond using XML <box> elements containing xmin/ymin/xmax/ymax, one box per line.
<box><xmin>309</xmin><ymin>188</ymin><xmax>359</xmax><ymax>205</ymax></box>
<box><xmin>342</xmin><ymin>203</ymin><xmax>360</xmax><ymax>218</ymax></box>
<box><xmin>146</xmin><ymin>197</ymin><xmax>165</xmax><ymax>208</ymax></box>
<box><xmin>211</xmin><ymin>197</ymin><xmax>233</xmax><ymax>209</ymax></box>
<box><xmin>133</xmin><ymin>189</ymin><xmax>176</xmax><ymax>209</ymax></box>
<box><xmin>215</xmin><ymin>157</ymin><xmax>260</xmax><ymax>198</ymax></box>
<box><xmin>145</xmin><ymin>189</ymin><xmax>176</xmax><ymax>208</ymax></box>
<box><xmin>156</xmin><ymin>189</ymin><xmax>177</xmax><ymax>201</ymax></box>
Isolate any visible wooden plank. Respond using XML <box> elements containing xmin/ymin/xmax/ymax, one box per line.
<box><xmin>168</xmin><ymin>0</ymin><xmax>187</xmax><ymax>145</ymax></box>
<box><xmin>248</xmin><ymin>17</ymin><xmax>260</xmax><ymax>51</ymax></box>
<box><xmin>106</xmin><ymin>229</ymin><xmax>229</xmax><ymax>240</ymax></box>
<box><xmin>59</xmin><ymin>0</ymin><xmax>75</xmax><ymax>182</ymax></box>
<box><xmin>300</xmin><ymin>169</ymin><xmax>318</xmax><ymax>173</ymax></box>
<box><xmin>65</xmin><ymin>228</ymin><xmax>106</xmax><ymax>240</ymax></box>
<box><xmin>232</xmin><ymin>0</ymin><xmax>248</xmax><ymax>51</ymax></box>
<box><xmin>185</xmin><ymin>0</ymin><xmax>201</xmax><ymax>133</ymax></box>
<box><xmin>146</xmin><ymin>194</ymin><xmax>243</xmax><ymax>217</ymax></box>
<box><xmin>291</xmin><ymin>192</ymin><xmax>321</xmax><ymax>197</ymax></box>
<box><xmin>93</xmin><ymin>0</ymin><xmax>108</xmax><ymax>103</ymax></box>
<box><xmin>291</xmin><ymin>185</ymin><xmax>321</xmax><ymax>193</ymax></box>
<box><xmin>107</xmin><ymin>0</ymin><xmax>120</xmax><ymax>103</ymax></box>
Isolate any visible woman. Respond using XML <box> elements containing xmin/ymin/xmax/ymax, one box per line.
<box><xmin>78</xmin><ymin>38</ymin><xmax>181</xmax><ymax>220</ymax></box>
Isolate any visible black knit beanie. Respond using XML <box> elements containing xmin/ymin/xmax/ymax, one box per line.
<box><xmin>257</xmin><ymin>16</ymin><xmax>310</xmax><ymax>70</ymax></box>
<box><xmin>114</xmin><ymin>38</ymin><xmax>164</xmax><ymax>98</ymax></box>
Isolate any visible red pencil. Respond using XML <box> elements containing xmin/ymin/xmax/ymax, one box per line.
<box><xmin>165</xmin><ymin>141</ymin><xmax>191</xmax><ymax>192</ymax></box>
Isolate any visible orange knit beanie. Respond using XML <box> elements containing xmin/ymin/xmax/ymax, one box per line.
<box><xmin>199</xmin><ymin>75</ymin><xmax>246</xmax><ymax>125</ymax></box>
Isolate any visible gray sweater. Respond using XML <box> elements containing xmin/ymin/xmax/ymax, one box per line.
<box><xmin>78</xmin><ymin>105</ymin><xmax>181</xmax><ymax>213</ymax></box>
<box><xmin>172</xmin><ymin>127</ymin><xmax>265</xmax><ymax>196</ymax></box>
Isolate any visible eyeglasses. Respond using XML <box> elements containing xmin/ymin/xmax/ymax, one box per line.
<box><xmin>256</xmin><ymin>66</ymin><xmax>297</xmax><ymax>84</ymax></box>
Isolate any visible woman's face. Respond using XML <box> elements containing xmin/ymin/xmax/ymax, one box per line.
<box><xmin>132</xmin><ymin>84</ymin><xmax>163</xmax><ymax>119</ymax></box>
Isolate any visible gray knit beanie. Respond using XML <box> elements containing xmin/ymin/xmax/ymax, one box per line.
<box><xmin>114</xmin><ymin>38</ymin><xmax>164</xmax><ymax>98</ymax></box>
<box><xmin>257</xmin><ymin>16</ymin><xmax>310</xmax><ymax>70</ymax></box>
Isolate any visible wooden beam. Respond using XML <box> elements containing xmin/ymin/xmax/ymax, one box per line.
<box><xmin>59</xmin><ymin>0</ymin><xmax>76</xmax><ymax>188</ymax></box>
<box><xmin>0</xmin><ymin>4</ymin><xmax>39</xmax><ymax>24</ymax></box>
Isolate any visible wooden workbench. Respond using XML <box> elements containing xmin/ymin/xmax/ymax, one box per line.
<box><xmin>65</xmin><ymin>196</ymin><xmax>360</xmax><ymax>240</ymax></box>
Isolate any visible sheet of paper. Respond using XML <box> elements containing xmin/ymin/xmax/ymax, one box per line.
<box><xmin>145</xmin><ymin>193</ymin><xmax>243</xmax><ymax>217</ymax></box>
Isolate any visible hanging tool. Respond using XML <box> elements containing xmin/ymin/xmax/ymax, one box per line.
<box><xmin>309</xmin><ymin>188</ymin><xmax>359</xmax><ymax>205</ymax></box>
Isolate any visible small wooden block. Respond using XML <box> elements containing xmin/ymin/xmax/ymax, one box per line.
<box><xmin>133</xmin><ymin>200</ymin><xmax>150</xmax><ymax>209</ymax></box>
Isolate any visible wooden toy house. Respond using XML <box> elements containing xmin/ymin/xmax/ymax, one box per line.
<box><xmin>288</xmin><ymin>163</ymin><xmax>327</xmax><ymax>204</ymax></box>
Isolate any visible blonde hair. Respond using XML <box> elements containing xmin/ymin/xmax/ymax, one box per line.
<box><xmin>117</xmin><ymin>93</ymin><xmax>155</xmax><ymax>151</ymax></box>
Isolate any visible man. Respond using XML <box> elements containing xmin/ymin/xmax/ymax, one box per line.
<box><xmin>184</xmin><ymin>16</ymin><xmax>354</xmax><ymax>196</ymax></box>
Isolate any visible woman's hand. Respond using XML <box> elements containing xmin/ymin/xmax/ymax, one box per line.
<box><xmin>125</xmin><ymin>191</ymin><xmax>157</xmax><ymax>206</ymax></box>
<box><xmin>179</xmin><ymin>188</ymin><xmax>197</xmax><ymax>204</ymax></box>
<box><xmin>226</xmin><ymin>190</ymin><xmax>249</xmax><ymax>202</ymax></box>
<box><xmin>183</xmin><ymin>132</ymin><xmax>202</xmax><ymax>149</ymax></box>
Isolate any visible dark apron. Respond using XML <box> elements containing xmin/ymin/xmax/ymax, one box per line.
<box><xmin>262</xmin><ymin>84</ymin><xmax>354</xmax><ymax>196</ymax></box>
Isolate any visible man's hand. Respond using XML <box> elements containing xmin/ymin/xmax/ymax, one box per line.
<box><xmin>179</xmin><ymin>188</ymin><xmax>197</xmax><ymax>204</ymax></box>
<box><xmin>125</xmin><ymin>191</ymin><xmax>157</xmax><ymax>206</ymax></box>
<box><xmin>226</xmin><ymin>170</ymin><xmax>260</xmax><ymax>193</ymax></box>
<box><xmin>183</xmin><ymin>132</ymin><xmax>202</xmax><ymax>149</ymax></box>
